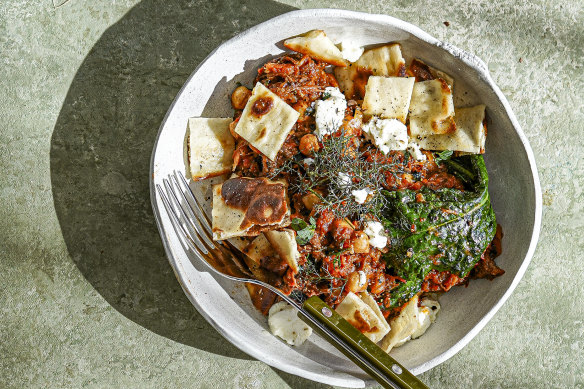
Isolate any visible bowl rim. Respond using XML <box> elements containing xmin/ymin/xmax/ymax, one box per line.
<box><xmin>149</xmin><ymin>8</ymin><xmax>542</xmax><ymax>385</ymax></box>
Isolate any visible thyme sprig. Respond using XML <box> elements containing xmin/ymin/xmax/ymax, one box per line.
<box><xmin>271</xmin><ymin>132</ymin><xmax>403</xmax><ymax>220</ymax></box>
<box><xmin>299</xmin><ymin>256</ymin><xmax>347</xmax><ymax>294</ymax></box>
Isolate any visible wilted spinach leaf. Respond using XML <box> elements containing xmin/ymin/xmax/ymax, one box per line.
<box><xmin>381</xmin><ymin>155</ymin><xmax>497</xmax><ymax>307</ymax></box>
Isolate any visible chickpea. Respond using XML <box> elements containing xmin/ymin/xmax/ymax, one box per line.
<box><xmin>299</xmin><ymin>134</ymin><xmax>320</xmax><ymax>156</ymax></box>
<box><xmin>346</xmin><ymin>271</ymin><xmax>367</xmax><ymax>293</ymax></box>
<box><xmin>302</xmin><ymin>192</ymin><xmax>321</xmax><ymax>210</ymax></box>
<box><xmin>332</xmin><ymin>219</ymin><xmax>354</xmax><ymax>244</ymax></box>
<box><xmin>231</xmin><ymin>86</ymin><xmax>252</xmax><ymax>110</ymax></box>
<box><xmin>369</xmin><ymin>273</ymin><xmax>386</xmax><ymax>295</ymax></box>
<box><xmin>352</xmin><ymin>231</ymin><xmax>370</xmax><ymax>254</ymax></box>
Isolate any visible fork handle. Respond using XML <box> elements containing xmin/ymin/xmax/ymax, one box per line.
<box><xmin>299</xmin><ymin>296</ymin><xmax>428</xmax><ymax>389</ymax></box>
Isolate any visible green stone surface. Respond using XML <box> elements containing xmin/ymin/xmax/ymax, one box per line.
<box><xmin>0</xmin><ymin>0</ymin><xmax>582</xmax><ymax>388</ymax></box>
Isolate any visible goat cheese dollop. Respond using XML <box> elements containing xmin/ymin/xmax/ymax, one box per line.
<box><xmin>268</xmin><ymin>302</ymin><xmax>312</xmax><ymax>346</ymax></box>
<box><xmin>314</xmin><ymin>87</ymin><xmax>347</xmax><ymax>138</ymax></box>
<box><xmin>351</xmin><ymin>188</ymin><xmax>374</xmax><ymax>204</ymax></box>
<box><xmin>338</xmin><ymin>41</ymin><xmax>364</xmax><ymax>62</ymax></box>
<box><xmin>407</xmin><ymin>141</ymin><xmax>427</xmax><ymax>161</ymax></box>
<box><xmin>337</xmin><ymin>172</ymin><xmax>352</xmax><ymax>188</ymax></box>
<box><xmin>364</xmin><ymin>221</ymin><xmax>387</xmax><ymax>249</ymax></box>
<box><xmin>362</xmin><ymin>117</ymin><xmax>408</xmax><ymax>154</ymax></box>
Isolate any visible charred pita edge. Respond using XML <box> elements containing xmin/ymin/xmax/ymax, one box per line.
<box><xmin>211</xmin><ymin>177</ymin><xmax>291</xmax><ymax>240</ymax></box>
<box><xmin>335</xmin><ymin>292</ymin><xmax>390</xmax><ymax>343</ymax></box>
<box><xmin>264</xmin><ymin>229</ymin><xmax>300</xmax><ymax>274</ymax></box>
<box><xmin>234</xmin><ymin>82</ymin><xmax>299</xmax><ymax>161</ymax></box>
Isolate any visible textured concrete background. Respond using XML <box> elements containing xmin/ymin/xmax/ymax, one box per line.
<box><xmin>0</xmin><ymin>0</ymin><xmax>582</xmax><ymax>388</ymax></box>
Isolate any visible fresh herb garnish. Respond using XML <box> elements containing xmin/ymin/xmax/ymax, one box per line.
<box><xmin>321</xmin><ymin>91</ymin><xmax>331</xmax><ymax>100</ymax></box>
<box><xmin>434</xmin><ymin>150</ymin><xmax>453</xmax><ymax>165</ymax></box>
<box><xmin>271</xmin><ymin>132</ymin><xmax>401</xmax><ymax>219</ymax></box>
<box><xmin>298</xmin><ymin>256</ymin><xmax>348</xmax><ymax>300</ymax></box>
<box><xmin>328</xmin><ymin>248</ymin><xmax>348</xmax><ymax>267</ymax></box>
<box><xmin>291</xmin><ymin>217</ymin><xmax>316</xmax><ymax>245</ymax></box>
<box><xmin>403</xmin><ymin>150</ymin><xmax>410</xmax><ymax>166</ymax></box>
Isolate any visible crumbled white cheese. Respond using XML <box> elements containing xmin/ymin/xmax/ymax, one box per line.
<box><xmin>314</xmin><ymin>87</ymin><xmax>347</xmax><ymax>138</ymax></box>
<box><xmin>351</xmin><ymin>188</ymin><xmax>374</xmax><ymax>204</ymax></box>
<box><xmin>337</xmin><ymin>41</ymin><xmax>364</xmax><ymax>62</ymax></box>
<box><xmin>412</xmin><ymin>298</ymin><xmax>440</xmax><ymax>339</ymax></box>
<box><xmin>268</xmin><ymin>302</ymin><xmax>312</xmax><ymax>346</ymax></box>
<box><xmin>337</xmin><ymin>172</ymin><xmax>352</xmax><ymax>188</ymax></box>
<box><xmin>364</xmin><ymin>221</ymin><xmax>387</xmax><ymax>249</ymax></box>
<box><xmin>420</xmin><ymin>297</ymin><xmax>440</xmax><ymax>322</ymax></box>
<box><xmin>407</xmin><ymin>141</ymin><xmax>427</xmax><ymax>161</ymax></box>
<box><xmin>303</xmin><ymin>158</ymin><xmax>315</xmax><ymax>165</ymax></box>
<box><xmin>362</xmin><ymin>117</ymin><xmax>408</xmax><ymax>154</ymax></box>
<box><xmin>358</xmin><ymin>270</ymin><xmax>367</xmax><ymax>288</ymax></box>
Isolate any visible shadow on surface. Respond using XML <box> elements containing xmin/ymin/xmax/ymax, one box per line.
<box><xmin>50</xmin><ymin>0</ymin><xmax>296</xmax><ymax>360</ymax></box>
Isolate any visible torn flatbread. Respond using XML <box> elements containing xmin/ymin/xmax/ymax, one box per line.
<box><xmin>362</xmin><ymin>76</ymin><xmax>415</xmax><ymax>122</ymax></box>
<box><xmin>284</xmin><ymin>30</ymin><xmax>347</xmax><ymax>67</ymax></box>
<box><xmin>212</xmin><ymin>177</ymin><xmax>291</xmax><ymax>240</ymax></box>
<box><xmin>409</xmin><ymin>79</ymin><xmax>456</xmax><ymax>135</ymax></box>
<box><xmin>410</xmin><ymin>105</ymin><xmax>486</xmax><ymax>153</ymax></box>
<box><xmin>380</xmin><ymin>295</ymin><xmax>439</xmax><ymax>353</ymax></box>
<box><xmin>335</xmin><ymin>292</ymin><xmax>390</xmax><ymax>343</ymax></box>
<box><xmin>234</xmin><ymin>82</ymin><xmax>299</xmax><ymax>161</ymax></box>
<box><xmin>187</xmin><ymin>117</ymin><xmax>234</xmax><ymax>180</ymax></box>
<box><xmin>264</xmin><ymin>229</ymin><xmax>300</xmax><ymax>274</ymax></box>
<box><xmin>334</xmin><ymin>43</ymin><xmax>406</xmax><ymax>99</ymax></box>
<box><xmin>242</xmin><ymin>234</ymin><xmax>276</xmax><ymax>264</ymax></box>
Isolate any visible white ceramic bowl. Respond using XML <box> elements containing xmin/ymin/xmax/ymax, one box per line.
<box><xmin>150</xmin><ymin>9</ymin><xmax>542</xmax><ymax>388</ymax></box>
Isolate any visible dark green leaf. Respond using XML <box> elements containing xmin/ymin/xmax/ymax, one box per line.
<box><xmin>291</xmin><ymin>218</ymin><xmax>308</xmax><ymax>231</ymax></box>
<box><xmin>381</xmin><ymin>155</ymin><xmax>497</xmax><ymax>307</ymax></box>
<box><xmin>291</xmin><ymin>217</ymin><xmax>316</xmax><ymax>245</ymax></box>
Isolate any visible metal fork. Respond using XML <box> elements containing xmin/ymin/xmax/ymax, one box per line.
<box><xmin>156</xmin><ymin>171</ymin><xmax>428</xmax><ymax>389</ymax></box>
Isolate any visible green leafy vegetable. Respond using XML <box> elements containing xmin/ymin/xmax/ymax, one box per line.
<box><xmin>434</xmin><ymin>150</ymin><xmax>453</xmax><ymax>165</ymax></box>
<box><xmin>291</xmin><ymin>217</ymin><xmax>316</xmax><ymax>245</ymax></box>
<box><xmin>381</xmin><ymin>155</ymin><xmax>496</xmax><ymax>307</ymax></box>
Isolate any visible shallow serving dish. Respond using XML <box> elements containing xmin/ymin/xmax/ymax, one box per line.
<box><xmin>149</xmin><ymin>9</ymin><xmax>542</xmax><ymax>387</ymax></box>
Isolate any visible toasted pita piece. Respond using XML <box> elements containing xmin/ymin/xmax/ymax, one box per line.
<box><xmin>380</xmin><ymin>295</ymin><xmax>437</xmax><ymax>353</ymax></box>
<box><xmin>187</xmin><ymin>118</ymin><xmax>234</xmax><ymax>180</ymax></box>
<box><xmin>362</xmin><ymin>76</ymin><xmax>415</xmax><ymax>123</ymax></box>
<box><xmin>284</xmin><ymin>30</ymin><xmax>347</xmax><ymax>67</ymax></box>
<box><xmin>264</xmin><ymin>229</ymin><xmax>300</xmax><ymax>274</ymax></box>
<box><xmin>335</xmin><ymin>292</ymin><xmax>390</xmax><ymax>343</ymax></box>
<box><xmin>355</xmin><ymin>44</ymin><xmax>406</xmax><ymax>77</ymax></box>
<box><xmin>359</xmin><ymin>292</ymin><xmax>387</xmax><ymax>324</ymax></box>
<box><xmin>234</xmin><ymin>82</ymin><xmax>299</xmax><ymax>161</ymax></box>
<box><xmin>333</xmin><ymin>65</ymin><xmax>357</xmax><ymax>98</ymax></box>
<box><xmin>333</xmin><ymin>44</ymin><xmax>406</xmax><ymax>99</ymax></box>
<box><xmin>410</xmin><ymin>105</ymin><xmax>486</xmax><ymax>153</ymax></box>
<box><xmin>409</xmin><ymin>79</ymin><xmax>456</xmax><ymax>135</ymax></box>
<box><xmin>408</xmin><ymin>58</ymin><xmax>454</xmax><ymax>88</ymax></box>
<box><xmin>211</xmin><ymin>177</ymin><xmax>291</xmax><ymax>240</ymax></box>
<box><xmin>455</xmin><ymin>105</ymin><xmax>487</xmax><ymax>153</ymax></box>
<box><xmin>243</xmin><ymin>234</ymin><xmax>276</xmax><ymax>264</ymax></box>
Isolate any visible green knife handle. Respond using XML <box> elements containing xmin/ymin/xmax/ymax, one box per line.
<box><xmin>300</xmin><ymin>296</ymin><xmax>428</xmax><ymax>389</ymax></box>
